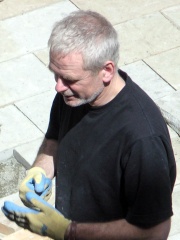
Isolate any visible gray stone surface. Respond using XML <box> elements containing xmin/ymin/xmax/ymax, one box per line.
<box><xmin>169</xmin><ymin>233</ymin><xmax>180</xmax><ymax>240</ymax></box>
<box><xmin>0</xmin><ymin>148</ymin><xmax>14</xmax><ymax>162</ymax></box>
<box><xmin>0</xmin><ymin>0</ymin><xmax>63</xmax><ymax>20</ymax></box>
<box><xmin>121</xmin><ymin>61</ymin><xmax>175</xmax><ymax>100</ymax></box>
<box><xmin>116</xmin><ymin>12</ymin><xmax>180</xmax><ymax>65</ymax></box>
<box><xmin>145</xmin><ymin>47</ymin><xmax>180</xmax><ymax>90</ymax></box>
<box><xmin>168</xmin><ymin>127</ymin><xmax>180</xmax><ymax>186</ymax></box>
<box><xmin>170</xmin><ymin>188</ymin><xmax>180</xmax><ymax>236</ymax></box>
<box><xmin>0</xmin><ymin>156</ymin><xmax>26</xmax><ymax>198</ymax></box>
<box><xmin>0</xmin><ymin>54</ymin><xmax>54</xmax><ymax>107</ymax></box>
<box><xmin>15</xmin><ymin>90</ymin><xmax>56</xmax><ymax>134</ymax></box>
<box><xmin>162</xmin><ymin>5</ymin><xmax>180</xmax><ymax>28</ymax></box>
<box><xmin>34</xmin><ymin>48</ymin><xmax>50</xmax><ymax>67</ymax></box>
<box><xmin>14</xmin><ymin>138</ymin><xmax>44</xmax><ymax>169</ymax></box>
<box><xmin>0</xmin><ymin>105</ymin><xmax>43</xmax><ymax>152</ymax></box>
<box><xmin>71</xmin><ymin>0</ymin><xmax>180</xmax><ymax>25</ymax></box>
<box><xmin>0</xmin><ymin>1</ymin><xmax>78</xmax><ymax>62</ymax></box>
<box><xmin>156</xmin><ymin>91</ymin><xmax>180</xmax><ymax>135</ymax></box>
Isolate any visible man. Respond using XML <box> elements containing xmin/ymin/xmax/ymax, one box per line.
<box><xmin>2</xmin><ymin>10</ymin><xmax>176</xmax><ymax>240</ymax></box>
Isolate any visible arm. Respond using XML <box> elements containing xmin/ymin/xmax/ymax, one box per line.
<box><xmin>32</xmin><ymin>137</ymin><xmax>58</xmax><ymax>179</ymax></box>
<box><xmin>19</xmin><ymin>137</ymin><xmax>58</xmax><ymax>206</ymax></box>
<box><xmin>66</xmin><ymin>218</ymin><xmax>171</xmax><ymax>240</ymax></box>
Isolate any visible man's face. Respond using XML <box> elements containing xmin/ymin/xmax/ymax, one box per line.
<box><xmin>49</xmin><ymin>52</ymin><xmax>105</xmax><ymax>107</ymax></box>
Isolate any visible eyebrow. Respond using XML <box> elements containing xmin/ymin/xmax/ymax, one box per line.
<box><xmin>48</xmin><ymin>67</ymin><xmax>76</xmax><ymax>81</ymax></box>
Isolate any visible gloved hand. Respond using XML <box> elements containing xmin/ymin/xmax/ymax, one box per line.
<box><xmin>19</xmin><ymin>167</ymin><xmax>52</xmax><ymax>207</ymax></box>
<box><xmin>2</xmin><ymin>192</ymin><xmax>71</xmax><ymax>240</ymax></box>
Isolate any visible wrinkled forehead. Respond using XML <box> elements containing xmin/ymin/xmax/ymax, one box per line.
<box><xmin>49</xmin><ymin>51</ymin><xmax>85</xmax><ymax>72</ymax></box>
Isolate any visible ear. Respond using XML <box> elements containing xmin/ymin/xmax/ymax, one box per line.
<box><xmin>101</xmin><ymin>61</ymin><xmax>115</xmax><ymax>84</ymax></box>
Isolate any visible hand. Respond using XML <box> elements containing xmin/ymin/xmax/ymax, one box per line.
<box><xmin>19</xmin><ymin>167</ymin><xmax>52</xmax><ymax>207</ymax></box>
<box><xmin>2</xmin><ymin>192</ymin><xmax>71</xmax><ymax>240</ymax></box>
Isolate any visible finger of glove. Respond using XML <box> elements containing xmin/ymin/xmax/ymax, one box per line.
<box><xmin>3</xmin><ymin>208</ymin><xmax>30</xmax><ymax>230</ymax></box>
<box><xmin>33</xmin><ymin>173</ymin><xmax>47</xmax><ymax>194</ymax></box>
<box><xmin>26</xmin><ymin>192</ymin><xmax>57</xmax><ymax>213</ymax></box>
<box><xmin>19</xmin><ymin>174</ymin><xmax>44</xmax><ymax>202</ymax></box>
<box><xmin>2</xmin><ymin>206</ymin><xmax>15</xmax><ymax>221</ymax></box>
<box><xmin>3</xmin><ymin>201</ymin><xmax>38</xmax><ymax>217</ymax></box>
<box><xmin>2</xmin><ymin>202</ymin><xmax>38</xmax><ymax>228</ymax></box>
<box><xmin>40</xmin><ymin>178</ymin><xmax>52</xmax><ymax>199</ymax></box>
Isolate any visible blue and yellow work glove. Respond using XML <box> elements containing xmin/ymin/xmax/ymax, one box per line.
<box><xmin>19</xmin><ymin>167</ymin><xmax>52</xmax><ymax>207</ymax></box>
<box><xmin>2</xmin><ymin>192</ymin><xmax>71</xmax><ymax>240</ymax></box>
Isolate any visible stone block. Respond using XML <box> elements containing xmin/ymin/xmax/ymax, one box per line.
<box><xmin>121</xmin><ymin>61</ymin><xmax>175</xmax><ymax>100</ymax></box>
<box><xmin>71</xmin><ymin>0</ymin><xmax>180</xmax><ymax>25</ymax></box>
<box><xmin>156</xmin><ymin>91</ymin><xmax>180</xmax><ymax>135</ymax></box>
<box><xmin>15</xmin><ymin>90</ymin><xmax>56</xmax><ymax>134</ymax></box>
<box><xmin>0</xmin><ymin>0</ymin><xmax>63</xmax><ymax>20</ymax></box>
<box><xmin>14</xmin><ymin>138</ymin><xmax>44</xmax><ymax>169</ymax></box>
<box><xmin>162</xmin><ymin>5</ymin><xmax>180</xmax><ymax>28</ymax></box>
<box><xmin>169</xmin><ymin>188</ymin><xmax>180</xmax><ymax>236</ymax></box>
<box><xmin>34</xmin><ymin>48</ymin><xmax>49</xmax><ymax>67</ymax></box>
<box><xmin>115</xmin><ymin>13</ymin><xmax>180</xmax><ymax>65</ymax></box>
<box><xmin>145</xmin><ymin>47</ymin><xmax>180</xmax><ymax>90</ymax></box>
<box><xmin>0</xmin><ymin>105</ymin><xmax>43</xmax><ymax>153</ymax></box>
<box><xmin>169</xmin><ymin>233</ymin><xmax>180</xmax><ymax>240</ymax></box>
<box><xmin>0</xmin><ymin>148</ymin><xmax>13</xmax><ymax>162</ymax></box>
<box><xmin>168</xmin><ymin>127</ymin><xmax>180</xmax><ymax>164</ymax></box>
<box><xmin>0</xmin><ymin>1</ymin><xmax>78</xmax><ymax>62</ymax></box>
<box><xmin>0</xmin><ymin>54</ymin><xmax>54</xmax><ymax>107</ymax></box>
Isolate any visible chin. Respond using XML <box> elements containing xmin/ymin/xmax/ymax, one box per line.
<box><xmin>63</xmin><ymin>98</ymin><xmax>86</xmax><ymax>107</ymax></box>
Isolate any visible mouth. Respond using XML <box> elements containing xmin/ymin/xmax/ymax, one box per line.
<box><xmin>63</xmin><ymin>94</ymin><xmax>77</xmax><ymax>101</ymax></box>
<box><xmin>63</xmin><ymin>94</ymin><xmax>74</xmax><ymax>98</ymax></box>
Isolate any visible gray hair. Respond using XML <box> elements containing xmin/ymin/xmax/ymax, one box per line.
<box><xmin>48</xmin><ymin>10</ymin><xmax>119</xmax><ymax>72</ymax></box>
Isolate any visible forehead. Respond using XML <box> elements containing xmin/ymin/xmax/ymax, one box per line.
<box><xmin>49</xmin><ymin>52</ymin><xmax>84</xmax><ymax>72</ymax></box>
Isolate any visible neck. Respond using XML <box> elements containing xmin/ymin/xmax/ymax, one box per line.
<box><xmin>90</xmin><ymin>72</ymin><xmax>126</xmax><ymax>107</ymax></box>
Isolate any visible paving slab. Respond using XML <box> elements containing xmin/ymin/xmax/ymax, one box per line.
<box><xmin>0</xmin><ymin>1</ymin><xmax>78</xmax><ymax>62</ymax></box>
<box><xmin>156</xmin><ymin>91</ymin><xmax>180</xmax><ymax>135</ymax></box>
<box><xmin>168</xmin><ymin>127</ymin><xmax>180</xmax><ymax>186</ymax></box>
<box><xmin>34</xmin><ymin>48</ymin><xmax>49</xmax><ymax>67</ymax></box>
<box><xmin>0</xmin><ymin>0</ymin><xmax>63</xmax><ymax>20</ymax></box>
<box><xmin>144</xmin><ymin>47</ymin><xmax>180</xmax><ymax>90</ymax></box>
<box><xmin>169</xmin><ymin>188</ymin><xmax>180</xmax><ymax>236</ymax></box>
<box><xmin>0</xmin><ymin>54</ymin><xmax>54</xmax><ymax>107</ymax></box>
<box><xmin>169</xmin><ymin>233</ymin><xmax>180</xmax><ymax>240</ymax></box>
<box><xmin>168</xmin><ymin>127</ymin><xmax>180</xmax><ymax>162</ymax></box>
<box><xmin>15</xmin><ymin>90</ymin><xmax>56</xmax><ymax>134</ymax></box>
<box><xmin>0</xmin><ymin>148</ymin><xmax>14</xmax><ymax>162</ymax></box>
<box><xmin>121</xmin><ymin>60</ymin><xmax>175</xmax><ymax>100</ymax></box>
<box><xmin>0</xmin><ymin>105</ymin><xmax>43</xmax><ymax>153</ymax></box>
<box><xmin>115</xmin><ymin>12</ymin><xmax>180</xmax><ymax>65</ymax></box>
<box><xmin>14</xmin><ymin>138</ymin><xmax>44</xmax><ymax>169</ymax></box>
<box><xmin>70</xmin><ymin>0</ymin><xmax>180</xmax><ymax>25</ymax></box>
<box><xmin>162</xmin><ymin>5</ymin><xmax>180</xmax><ymax>28</ymax></box>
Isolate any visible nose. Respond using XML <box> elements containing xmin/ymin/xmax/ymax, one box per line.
<box><xmin>55</xmin><ymin>78</ymin><xmax>69</xmax><ymax>93</ymax></box>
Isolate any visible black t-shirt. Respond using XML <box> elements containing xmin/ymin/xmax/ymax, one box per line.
<box><xmin>45</xmin><ymin>70</ymin><xmax>176</xmax><ymax>228</ymax></box>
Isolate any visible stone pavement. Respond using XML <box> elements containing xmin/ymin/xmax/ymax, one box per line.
<box><xmin>0</xmin><ymin>0</ymin><xmax>180</xmax><ymax>238</ymax></box>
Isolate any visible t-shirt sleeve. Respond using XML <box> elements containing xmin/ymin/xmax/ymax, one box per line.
<box><xmin>45</xmin><ymin>93</ymin><xmax>61</xmax><ymax>140</ymax></box>
<box><xmin>124</xmin><ymin>136</ymin><xmax>175</xmax><ymax>228</ymax></box>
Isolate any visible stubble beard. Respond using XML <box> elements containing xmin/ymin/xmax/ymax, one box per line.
<box><xmin>63</xmin><ymin>86</ymin><xmax>104</xmax><ymax>107</ymax></box>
